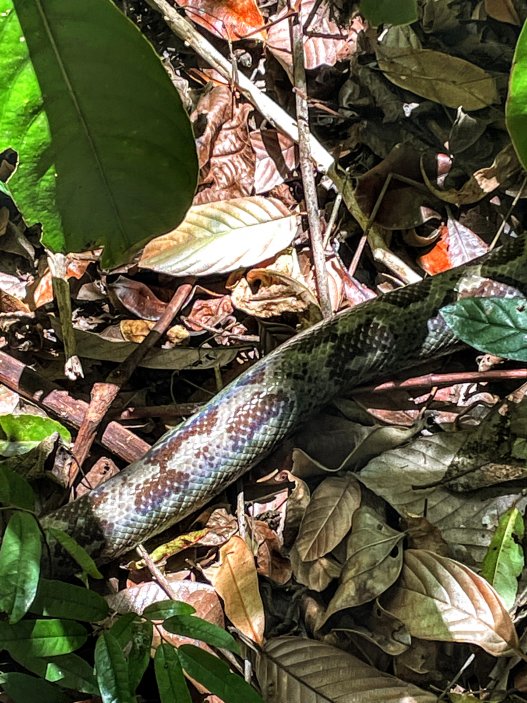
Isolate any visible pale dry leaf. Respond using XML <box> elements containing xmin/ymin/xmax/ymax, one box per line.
<box><xmin>382</xmin><ymin>549</ymin><xmax>520</xmax><ymax>656</ymax></box>
<box><xmin>139</xmin><ymin>196</ymin><xmax>296</xmax><ymax>276</ymax></box>
<box><xmin>295</xmin><ymin>476</ymin><xmax>361</xmax><ymax>561</ymax></box>
<box><xmin>321</xmin><ymin>507</ymin><xmax>404</xmax><ymax>621</ymax></box>
<box><xmin>205</xmin><ymin>535</ymin><xmax>265</xmax><ymax>645</ymax></box>
<box><xmin>256</xmin><ymin>636</ymin><xmax>438</xmax><ymax>702</ymax></box>
<box><xmin>376</xmin><ymin>47</ymin><xmax>498</xmax><ymax>110</ymax></box>
<box><xmin>250</xmin><ymin>129</ymin><xmax>298</xmax><ymax>193</ymax></box>
<box><xmin>289</xmin><ymin>544</ymin><xmax>342</xmax><ymax>592</ymax></box>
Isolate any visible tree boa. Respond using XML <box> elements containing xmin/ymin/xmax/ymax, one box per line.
<box><xmin>42</xmin><ymin>234</ymin><xmax>527</xmax><ymax>570</ymax></box>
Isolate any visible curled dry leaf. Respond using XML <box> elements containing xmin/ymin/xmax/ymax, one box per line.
<box><xmin>382</xmin><ymin>549</ymin><xmax>520</xmax><ymax>656</ymax></box>
<box><xmin>256</xmin><ymin>636</ymin><xmax>438</xmax><ymax>702</ymax></box>
<box><xmin>376</xmin><ymin>46</ymin><xmax>499</xmax><ymax>111</ymax></box>
<box><xmin>119</xmin><ymin>319</ymin><xmax>189</xmax><ymax>345</ymax></box>
<box><xmin>250</xmin><ymin>129</ymin><xmax>298</xmax><ymax>194</ymax></box>
<box><xmin>139</xmin><ymin>196</ymin><xmax>296</xmax><ymax>277</ymax></box>
<box><xmin>320</xmin><ymin>507</ymin><xmax>404</xmax><ymax>622</ymax></box>
<box><xmin>267</xmin><ymin>0</ymin><xmax>363</xmax><ymax>76</ymax></box>
<box><xmin>176</xmin><ymin>0</ymin><xmax>266</xmax><ymax>41</ymax></box>
<box><xmin>108</xmin><ymin>276</ymin><xmax>167</xmax><ymax>321</ymax></box>
<box><xmin>295</xmin><ymin>476</ymin><xmax>361</xmax><ymax>562</ymax></box>
<box><xmin>205</xmin><ymin>535</ymin><xmax>265</xmax><ymax>645</ymax></box>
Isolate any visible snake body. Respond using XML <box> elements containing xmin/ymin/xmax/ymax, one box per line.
<box><xmin>42</xmin><ymin>234</ymin><xmax>527</xmax><ymax>567</ymax></box>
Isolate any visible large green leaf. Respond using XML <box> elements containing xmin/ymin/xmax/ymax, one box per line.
<box><xmin>95</xmin><ymin>631</ymin><xmax>134</xmax><ymax>703</ymax></box>
<box><xmin>30</xmin><ymin>578</ymin><xmax>109</xmax><ymax>621</ymax></box>
<box><xmin>0</xmin><ymin>618</ymin><xmax>87</xmax><ymax>656</ymax></box>
<box><xmin>440</xmin><ymin>297</ymin><xmax>527</xmax><ymax>361</ymax></box>
<box><xmin>0</xmin><ymin>512</ymin><xmax>41</xmax><ymax>623</ymax></box>
<box><xmin>507</xmin><ymin>21</ymin><xmax>527</xmax><ymax>169</ymax></box>
<box><xmin>361</xmin><ymin>0</ymin><xmax>417</xmax><ymax>26</ymax></box>
<box><xmin>0</xmin><ymin>0</ymin><xmax>197</xmax><ymax>268</ymax></box>
<box><xmin>481</xmin><ymin>508</ymin><xmax>524</xmax><ymax>611</ymax></box>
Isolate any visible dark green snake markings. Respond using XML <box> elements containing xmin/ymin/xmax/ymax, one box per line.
<box><xmin>42</xmin><ymin>234</ymin><xmax>527</xmax><ymax>571</ymax></box>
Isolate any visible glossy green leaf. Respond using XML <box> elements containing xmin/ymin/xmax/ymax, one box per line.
<box><xmin>0</xmin><ymin>464</ymin><xmax>35</xmax><ymax>510</ymax></box>
<box><xmin>143</xmin><ymin>599</ymin><xmax>196</xmax><ymax>620</ymax></box>
<box><xmin>178</xmin><ymin>644</ymin><xmax>264</xmax><ymax>703</ymax></box>
<box><xmin>154</xmin><ymin>643</ymin><xmax>192</xmax><ymax>703</ymax></box>
<box><xmin>0</xmin><ymin>618</ymin><xmax>87</xmax><ymax>656</ymax></box>
<box><xmin>0</xmin><ymin>511</ymin><xmax>41</xmax><ymax>623</ymax></box>
<box><xmin>95</xmin><ymin>631</ymin><xmax>134</xmax><ymax>703</ymax></box>
<box><xmin>10</xmin><ymin>650</ymin><xmax>99</xmax><ymax>694</ymax></box>
<box><xmin>29</xmin><ymin>578</ymin><xmax>109</xmax><ymax>621</ymax></box>
<box><xmin>108</xmin><ymin>612</ymin><xmax>140</xmax><ymax>645</ymax></box>
<box><xmin>0</xmin><ymin>672</ymin><xmax>69</xmax><ymax>703</ymax></box>
<box><xmin>164</xmin><ymin>615</ymin><xmax>239</xmax><ymax>653</ymax></box>
<box><xmin>0</xmin><ymin>0</ymin><xmax>197</xmax><ymax>268</ymax></box>
<box><xmin>440</xmin><ymin>297</ymin><xmax>527</xmax><ymax>361</ymax></box>
<box><xmin>44</xmin><ymin>527</ymin><xmax>103</xmax><ymax>579</ymax></box>
<box><xmin>361</xmin><ymin>0</ymin><xmax>417</xmax><ymax>26</ymax></box>
<box><xmin>482</xmin><ymin>508</ymin><xmax>524</xmax><ymax>610</ymax></box>
<box><xmin>507</xmin><ymin>21</ymin><xmax>527</xmax><ymax>169</ymax></box>
<box><xmin>127</xmin><ymin>619</ymin><xmax>153</xmax><ymax>693</ymax></box>
<box><xmin>0</xmin><ymin>413</ymin><xmax>70</xmax><ymax>456</ymax></box>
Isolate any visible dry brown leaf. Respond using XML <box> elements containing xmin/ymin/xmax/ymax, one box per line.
<box><xmin>205</xmin><ymin>535</ymin><xmax>265</xmax><ymax>645</ymax></box>
<box><xmin>376</xmin><ymin>47</ymin><xmax>499</xmax><ymax>111</ymax></box>
<box><xmin>256</xmin><ymin>636</ymin><xmax>438</xmax><ymax>702</ymax></box>
<box><xmin>108</xmin><ymin>276</ymin><xmax>167</xmax><ymax>321</ymax></box>
<box><xmin>295</xmin><ymin>476</ymin><xmax>361</xmax><ymax>562</ymax></box>
<box><xmin>267</xmin><ymin>0</ymin><xmax>363</xmax><ymax>76</ymax></box>
<box><xmin>289</xmin><ymin>544</ymin><xmax>342</xmax><ymax>592</ymax></box>
<box><xmin>176</xmin><ymin>0</ymin><xmax>266</xmax><ymax>41</ymax></box>
<box><xmin>382</xmin><ymin>549</ymin><xmax>520</xmax><ymax>656</ymax></box>
<box><xmin>485</xmin><ymin>0</ymin><xmax>521</xmax><ymax>24</ymax></box>
<box><xmin>250</xmin><ymin>129</ymin><xmax>298</xmax><ymax>194</ymax></box>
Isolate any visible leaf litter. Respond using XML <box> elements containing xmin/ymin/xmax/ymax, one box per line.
<box><xmin>2</xmin><ymin>0</ymin><xmax>527</xmax><ymax>701</ymax></box>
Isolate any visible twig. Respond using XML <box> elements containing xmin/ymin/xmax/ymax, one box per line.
<box><xmin>0</xmin><ymin>349</ymin><xmax>149</xmax><ymax>463</ymax></box>
<box><xmin>356</xmin><ymin>368</ymin><xmax>527</xmax><ymax>395</ymax></box>
<box><xmin>290</xmin><ymin>4</ymin><xmax>331</xmax><ymax>318</ymax></box>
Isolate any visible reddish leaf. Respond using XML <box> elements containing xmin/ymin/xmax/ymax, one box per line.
<box><xmin>176</xmin><ymin>0</ymin><xmax>265</xmax><ymax>41</ymax></box>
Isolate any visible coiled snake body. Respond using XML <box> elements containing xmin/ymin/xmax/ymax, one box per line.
<box><xmin>42</xmin><ymin>235</ymin><xmax>527</xmax><ymax>568</ymax></box>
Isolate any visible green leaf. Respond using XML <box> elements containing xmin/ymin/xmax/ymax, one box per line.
<box><xmin>127</xmin><ymin>619</ymin><xmax>153</xmax><ymax>693</ymax></box>
<box><xmin>0</xmin><ymin>512</ymin><xmax>41</xmax><ymax>623</ymax></box>
<box><xmin>361</xmin><ymin>0</ymin><xmax>417</xmax><ymax>26</ymax></box>
<box><xmin>164</xmin><ymin>615</ymin><xmax>239</xmax><ymax>653</ymax></box>
<box><xmin>154</xmin><ymin>643</ymin><xmax>192</xmax><ymax>703</ymax></box>
<box><xmin>95</xmin><ymin>631</ymin><xmax>134</xmax><ymax>703</ymax></box>
<box><xmin>10</xmin><ymin>650</ymin><xmax>99</xmax><ymax>695</ymax></box>
<box><xmin>0</xmin><ymin>672</ymin><xmax>70</xmax><ymax>703</ymax></box>
<box><xmin>440</xmin><ymin>297</ymin><xmax>527</xmax><ymax>361</ymax></box>
<box><xmin>0</xmin><ymin>413</ymin><xmax>70</xmax><ymax>456</ymax></box>
<box><xmin>108</xmin><ymin>612</ymin><xmax>140</xmax><ymax>645</ymax></box>
<box><xmin>178</xmin><ymin>644</ymin><xmax>264</xmax><ymax>703</ymax></box>
<box><xmin>0</xmin><ymin>464</ymin><xmax>35</xmax><ymax>510</ymax></box>
<box><xmin>143</xmin><ymin>600</ymin><xmax>196</xmax><ymax>620</ymax></box>
<box><xmin>481</xmin><ymin>508</ymin><xmax>524</xmax><ymax>610</ymax></box>
<box><xmin>0</xmin><ymin>618</ymin><xmax>87</xmax><ymax>656</ymax></box>
<box><xmin>29</xmin><ymin>578</ymin><xmax>109</xmax><ymax>621</ymax></box>
<box><xmin>44</xmin><ymin>526</ymin><xmax>103</xmax><ymax>579</ymax></box>
<box><xmin>507</xmin><ymin>21</ymin><xmax>527</xmax><ymax>169</ymax></box>
<box><xmin>0</xmin><ymin>0</ymin><xmax>197</xmax><ymax>268</ymax></box>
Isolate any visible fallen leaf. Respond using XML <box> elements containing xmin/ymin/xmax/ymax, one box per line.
<box><xmin>205</xmin><ymin>535</ymin><xmax>265</xmax><ymax>645</ymax></box>
<box><xmin>382</xmin><ymin>549</ymin><xmax>520</xmax><ymax>656</ymax></box>
<box><xmin>139</xmin><ymin>197</ymin><xmax>297</xmax><ymax>276</ymax></box>
<box><xmin>176</xmin><ymin>0</ymin><xmax>266</xmax><ymax>41</ymax></box>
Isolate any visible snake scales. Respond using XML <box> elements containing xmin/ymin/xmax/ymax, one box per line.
<box><xmin>42</xmin><ymin>234</ymin><xmax>527</xmax><ymax>569</ymax></box>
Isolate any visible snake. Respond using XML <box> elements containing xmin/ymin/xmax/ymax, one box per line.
<box><xmin>41</xmin><ymin>233</ymin><xmax>527</xmax><ymax>570</ymax></box>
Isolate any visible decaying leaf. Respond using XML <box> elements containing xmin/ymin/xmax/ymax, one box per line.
<box><xmin>289</xmin><ymin>545</ymin><xmax>342</xmax><ymax>592</ymax></box>
<box><xmin>175</xmin><ymin>0</ymin><xmax>266</xmax><ymax>41</ymax></box>
<box><xmin>321</xmin><ymin>507</ymin><xmax>404</xmax><ymax>621</ymax></box>
<box><xmin>256</xmin><ymin>636</ymin><xmax>438</xmax><ymax>702</ymax></box>
<box><xmin>376</xmin><ymin>46</ymin><xmax>499</xmax><ymax>110</ymax></box>
<box><xmin>383</xmin><ymin>549</ymin><xmax>520</xmax><ymax>656</ymax></box>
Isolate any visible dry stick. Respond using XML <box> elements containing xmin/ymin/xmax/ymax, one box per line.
<box><xmin>68</xmin><ymin>283</ymin><xmax>193</xmax><ymax>486</ymax></box>
<box><xmin>0</xmin><ymin>349</ymin><xmax>149</xmax><ymax>463</ymax></box>
<box><xmin>357</xmin><ymin>368</ymin><xmax>527</xmax><ymax>395</ymax></box>
<box><xmin>290</xmin><ymin>4</ymin><xmax>331</xmax><ymax>318</ymax></box>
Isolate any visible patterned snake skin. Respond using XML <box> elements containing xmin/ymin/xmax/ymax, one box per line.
<box><xmin>42</xmin><ymin>234</ymin><xmax>527</xmax><ymax>568</ymax></box>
